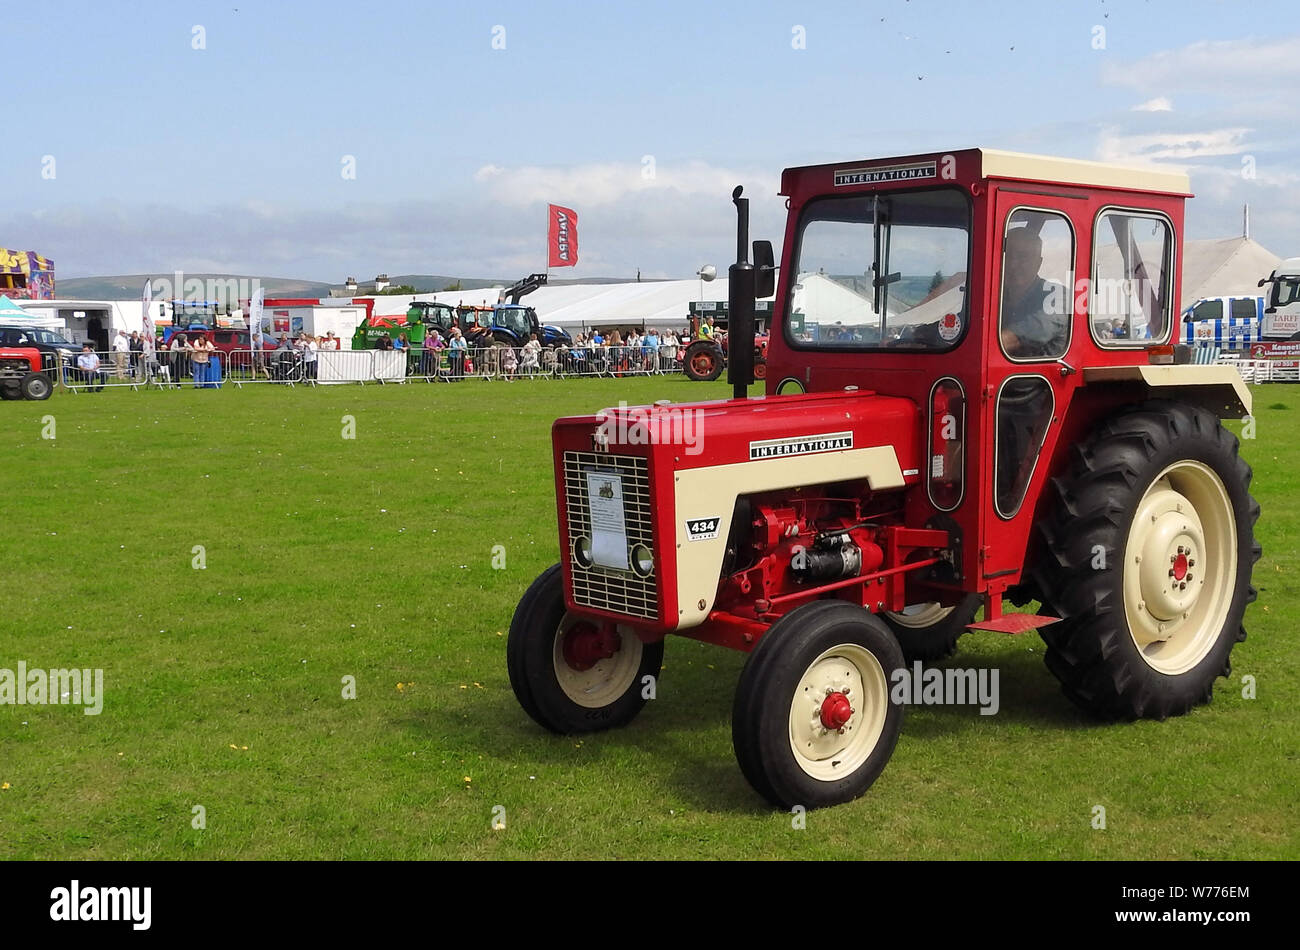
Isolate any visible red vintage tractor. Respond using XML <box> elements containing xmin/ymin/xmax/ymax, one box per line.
<box><xmin>507</xmin><ymin>148</ymin><xmax>1260</xmax><ymax>809</ymax></box>
<box><xmin>682</xmin><ymin>305</ymin><xmax>770</xmax><ymax>382</ymax></box>
<box><xmin>0</xmin><ymin>346</ymin><xmax>53</xmax><ymax>400</ymax></box>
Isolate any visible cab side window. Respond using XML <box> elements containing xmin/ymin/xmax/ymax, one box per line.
<box><xmin>1230</xmin><ymin>297</ymin><xmax>1257</xmax><ymax>320</ymax></box>
<box><xmin>1189</xmin><ymin>299</ymin><xmax>1223</xmax><ymax>322</ymax></box>
<box><xmin>1092</xmin><ymin>211</ymin><xmax>1173</xmax><ymax>344</ymax></box>
<box><xmin>998</xmin><ymin>209</ymin><xmax>1073</xmax><ymax>360</ymax></box>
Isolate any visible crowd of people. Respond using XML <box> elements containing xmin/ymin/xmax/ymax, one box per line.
<box><xmin>60</xmin><ymin>320</ymin><xmax>720</xmax><ymax>391</ymax></box>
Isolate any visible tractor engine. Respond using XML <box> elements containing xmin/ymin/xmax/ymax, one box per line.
<box><xmin>550</xmin><ymin>388</ymin><xmax>934</xmax><ymax>638</ymax></box>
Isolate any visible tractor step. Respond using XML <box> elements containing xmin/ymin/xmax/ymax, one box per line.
<box><xmin>967</xmin><ymin>614</ymin><xmax>1060</xmax><ymax>634</ymax></box>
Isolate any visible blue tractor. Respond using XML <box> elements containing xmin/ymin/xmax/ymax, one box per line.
<box><xmin>477</xmin><ymin>274</ymin><xmax>572</xmax><ymax>349</ymax></box>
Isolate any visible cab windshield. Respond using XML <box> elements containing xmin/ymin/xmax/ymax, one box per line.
<box><xmin>786</xmin><ymin>188</ymin><xmax>971</xmax><ymax>350</ymax></box>
<box><xmin>1272</xmin><ymin>277</ymin><xmax>1300</xmax><ymax>309</ymax></box>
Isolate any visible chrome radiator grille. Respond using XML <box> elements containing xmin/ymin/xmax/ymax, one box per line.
<box><xmin>562</xmin><ymin>451</ymin><xmax>658</xmax><ymax>620</ymax></box>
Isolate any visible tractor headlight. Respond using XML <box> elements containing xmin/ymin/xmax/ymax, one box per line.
<box><xmin>573</xmin><ymin>535</ymin><xmax>594</xmax><ymax>568</ymax></box>
<box><xmin>630</xmin><ymin>543</ymin><xmax>654</xmax><ymax>577</ymax></box>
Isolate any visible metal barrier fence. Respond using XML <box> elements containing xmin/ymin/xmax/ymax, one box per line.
<box><xmin>1225</xmin><ymin>358</ymin><xmax>1300</xmax><ymax>384</ymax></box>
<box><xmin>50</xmin><ymin>344</ymin><xmax>692</xmax><ymax>391</ymax></box>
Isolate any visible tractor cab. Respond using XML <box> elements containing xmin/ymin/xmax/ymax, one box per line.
<box><xmin>507</xmin><ymin>148</ymin><xmax>1259</xmax><ymax>811</ymax></box>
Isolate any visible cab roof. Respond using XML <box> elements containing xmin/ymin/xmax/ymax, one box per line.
<box><xmin>782</xmin><ymin>147</ymin><xmax>1191</xmax><ymax>198</ymax></box>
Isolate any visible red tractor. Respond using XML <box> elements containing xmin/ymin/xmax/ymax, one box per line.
<box><xmin>0</xmin><ymin>346</ymin><xmax>53</xmax><ymax>400</ymax></box>
<box><xmin>507</xmin><ymin>149</ymin><xmax>1259</xmax><ymax>809</ymax></box>
<box><xmin>682</xmin><ymin>304</ymin><xmax>770</xmax><ymax>382</ymax></box>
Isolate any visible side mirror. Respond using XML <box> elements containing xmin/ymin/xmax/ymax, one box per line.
<box><xmin>753</xmin><ymin>240</ymin><xmax>776</xmax><ymax>299</ymax></box>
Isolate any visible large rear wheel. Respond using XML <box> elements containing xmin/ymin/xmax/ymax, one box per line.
<box><xmin>1033</xmin><ymin>401</ymin><xmax>1260</xmax><ymax>719</ymax></box>
<box><xmin>683</xmin><ymin>340</ymin><xmax>724</xmax><ymax>382</ymax></box>
<box><xmin>732</xmin><ymin>601</ymin><xmax>905</xmax><ymax>809</ymax></box>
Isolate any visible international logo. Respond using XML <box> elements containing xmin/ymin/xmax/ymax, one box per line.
<box><xmin>834</xmin><ymin>162</ymin><xmax>937</xmax><ymax>186</ymax></box>
<box><xmin>749</xmin><ymin>431</ymin><xmax>853</xmax><ymax>460</ymax></box>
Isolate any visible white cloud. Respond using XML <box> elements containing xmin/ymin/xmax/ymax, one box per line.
<box><xmin>1132</xmin><ymin>97</ymin><xmax>1173</xmax><ymax>113</ymax></box>
<box><xmin>1102</xmin><ymin>35</ymin><xmax>1300</xmax><ymax>94</ymax></box>
<box><xmin>472</xmin><ymin>160</ymin><xmax>779</xmax><ymax>208</ymax></box>
<box><xmin>1096</xmin><ymin>127</ymin><xmax>1253</xmax><ymax>169</ymax></box>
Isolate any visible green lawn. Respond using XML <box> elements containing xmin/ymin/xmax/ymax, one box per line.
<box><xmin>0</xmin><ymin>377</ymin><xmax>1295</xmax><ymax>859</ymax></box>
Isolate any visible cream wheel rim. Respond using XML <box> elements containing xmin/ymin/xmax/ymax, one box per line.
<box><xmin>788</xmin><ymin>644</ymin><xmax>889</xmax><ymax>781</ymax></box>
<box><xmin>552</xmin><ymin>618</ymin><xmax>643</xmax><ymax>708</ymax></box>
<box><xmin>1122</xmin><ymin>460</ymin><xmax>1236</xmax><ymax>676</ymax></box>
<box><xmin>884</xmin><ymin>602</ymin><xmax>953</xmax><ymax>629</ymax></box>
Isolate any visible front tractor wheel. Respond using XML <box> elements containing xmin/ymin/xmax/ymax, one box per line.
<box><xmin>21</xmin><ymin>372</ymin><xmax>52</xmax><ymax>400</ymax></box>
<box><xmin>683</xmin><ymin>341</ymin><xmax>724</xmax><ymax>382</ymax></box>
<box><xmin>507</xmin><ymin>564</ymin><xmax>663</xmax><ymax>734</ymax></box>
<box><xmin>732</xmin><ymin>601</ymin><xmax>905</xmax><ymax>809</ymax></box>
<box><xmin>883</xmin><ymin>594</ymin><xmax>981</xmax><ymax>662</ymax></box>
<box><xmin>1035</xmin><ymin>401</ymin><xmax>1260</xmax><ymax>720</ymax></box>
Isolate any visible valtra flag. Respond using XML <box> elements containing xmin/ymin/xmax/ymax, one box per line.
<box><xmin>547</xmin><ymin>204</ymin><xmax>578</xmax><ymax>268</ymax></box>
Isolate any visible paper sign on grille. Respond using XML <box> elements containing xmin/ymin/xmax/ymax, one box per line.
<box><xmin>586</xmin><ymin>472</ymin><xmax>629</xmax><ymax>570</ymax></box>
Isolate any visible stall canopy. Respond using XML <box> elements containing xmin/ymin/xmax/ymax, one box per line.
<box><xmin>0</xmin><ymin>248</ymin><xmax>55</xmax><ymax>299</ymax></box>
<box><xmin>0</xmin><ymin>294</ymin><xmax>63</xmax><ymax>329</ymax></box>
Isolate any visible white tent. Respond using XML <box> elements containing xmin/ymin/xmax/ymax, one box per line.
<box><xmin>0</xmin><ymin>294</ymin><xmax>63</xmax><ymax>330</ymax></box>
<box><xmin>358</xmin><ymin>279</ymin><xmax>774</xmax><ymax>331</ymax></box>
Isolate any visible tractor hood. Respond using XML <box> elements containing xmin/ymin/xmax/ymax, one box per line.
<box><xmin>557</xmin><ymin>388</ymin><xmax>922</xmax><ymax>479</ymax></box>
<box><xmin>550</xmin><ymin>388</ymin><xmax>924</xmax><ymax>635</ymax></box>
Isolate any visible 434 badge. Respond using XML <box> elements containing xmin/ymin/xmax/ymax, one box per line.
<box><xmin>685</xmin><ymin>517</ymin><xmax>721</xmax><ymax>541</ymax></box>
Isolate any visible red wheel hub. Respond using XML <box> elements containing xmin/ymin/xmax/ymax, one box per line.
<box><xmin>1172</xmin><ymin>552</ymin><xmax>1189</xmax><ymax>581</ymax></box>
<box><xmin>819</xmin><ymin>691</ymin><xmax>853</xmax><ymax>730</ymax></box>
<box><xmin>562</xmin><ymin>622</ymin><xmax>620</xmax><ymax>671</ymax></box>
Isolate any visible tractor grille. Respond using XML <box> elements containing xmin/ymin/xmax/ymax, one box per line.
<box><xmin>0</xmin><ymin>358</ymin><xmax>29</xmax><ymax>374</ymax></box>
<box><xmin>563</xmin><ymin>451</ymin><xmax>658</xmax><ymax>620</ymax></box>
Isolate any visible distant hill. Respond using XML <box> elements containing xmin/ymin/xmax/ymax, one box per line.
<box><xmin>55</xmin><ymin>273</ymin><xmax>657</xmax><ymax>300</ymax></box>
<box><xmin>57</xmin><ymin>274</ymin><xmax>336</xmax><ymax>300</ymax></box>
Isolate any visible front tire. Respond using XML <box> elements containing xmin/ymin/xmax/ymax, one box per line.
<box><xmin>507</xmin><ymin>564</ymin><xmax>663</xmax><ymax>734</ymax></box>
<box><xmin>1033</xmin><ymin>401</ymin><xmax>1260</xmax><ymax>720</ymax></box>
<box><xmin>21</xmin><ymin>372</ymin><xmax>52</xmax><ymax>400</ymax></box>
<box><xmin>732</xmin><ymin>601</ymin><xmax>905</xmax><ymax>809</ymax></box>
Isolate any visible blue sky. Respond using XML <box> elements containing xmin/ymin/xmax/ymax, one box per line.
<box><xmin>4</xmin><ymin>0</ymin><xmax>1297</xmax><ymax>280</ymax></box>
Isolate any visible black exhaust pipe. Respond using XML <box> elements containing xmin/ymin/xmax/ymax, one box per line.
<box><xmin>728</xmin><ymin>185</ymin><xmax>755</xmax><ymax>400</ymax></box>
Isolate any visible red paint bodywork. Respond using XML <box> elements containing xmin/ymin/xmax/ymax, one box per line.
<box><xmin>551</xmin><ymin>148</ymin><xmax>1191</xmax><ymax>650</ymax></box>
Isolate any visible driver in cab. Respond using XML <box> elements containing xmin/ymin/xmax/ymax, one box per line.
<box><xmin>999</xmin><ymin>227</ymin><xmax>1068</xmax><ymax>359</ymax></box>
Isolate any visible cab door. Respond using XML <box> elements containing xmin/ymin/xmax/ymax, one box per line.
<box><xmin>980</xmin><ymin>188</ymin><xmax>1083</xmax><ymax>584</ymax></box>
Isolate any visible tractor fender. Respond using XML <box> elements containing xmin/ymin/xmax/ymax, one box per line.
<box><xmin>1081</xmin><ymin>364</ymin><xmax>1251</xmax><ymax>419</ymax></box>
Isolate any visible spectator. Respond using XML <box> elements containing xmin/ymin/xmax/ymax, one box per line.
<box><xmin>301</xmin><ymin>334</ymin><xmax>319</xmax><ymax>381</ymax></box>
<box><xmin>645</xmin><ymin>327</ymin><xmax>660</xmax><ymax>372</ymax></box>
<box><xmin>420</xmin><ymin>328</ymin><xmax>442</xmax><ymax>376</ymax></box>
<box><xmin>325</xmin><ymin>331</ymin><xmax>341</xmax><ymax>350</ymax></box>
<box><xmin>447</xmin><ymin>327</ymin><xmax>467</xmax><ymax>380</ymax></box>
<box><xmin>129</xmin><ymin>331</ymin><xmax>143</xmax><ymax>378</ymax></box>
<box><xmin>169</xmin><ymin>333</ymin><xmax>190</xmax><ymax>386</ymax></box>
<box><xmin>191</xmin><ymin>335</ymin><xmax>214</xmax><ymax>387</ymax></box>
<box><xmin>141</xmin><ymin>331</ymin><xmax>158</xmax><ymax>383</ymax></box>
<box><xmin>75</xmin><ymin>343</ymin><xmax>106</xmax><ymax>392</ymax></box>
<box><xmin>251</xmin><ymin>332</ymin><xmax>270</xmax><ymax>379</ymax></box>
<box><xmin>521</xmin><ymin>333</ymin><xmax>541</xmax><ymax>375</ymax></box>
<box><xmin>112</xmin><ymin>331</ymin><xmax>130</xmax><ymax>379</ymax></box>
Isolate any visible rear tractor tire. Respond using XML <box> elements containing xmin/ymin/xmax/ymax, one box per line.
<box><xmin>683</xmin><ymin>341</ymin><xmax>724</xmax><ymax>382</ymax></box>
<box><xmin>1033</xmin><ymin>401</ymin><xmax>1260</xmax><ymax>720</ymax></box>
<box><xmin>507</xmin><ymin>564</ymin><xmax>663</xmax><ymax>734</ymax></box>
<box><xmin>732</xmin><ymin>601</ymin><xmax>905</xmax><ymax>809</ymax></box>
<box><xmin>883</xmin><ymin>594</ymin><xmax>981</xmax><ymax>662</ymax></box>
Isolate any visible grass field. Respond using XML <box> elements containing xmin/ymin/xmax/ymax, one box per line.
<box><xmin>0</xmin><ymin>377</ymin><xmax>1295</xmax><ymax>860</ymax></box>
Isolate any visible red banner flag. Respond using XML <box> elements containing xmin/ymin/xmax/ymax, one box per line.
<box><xmin>547</xmin><ymin>204</ymin><xmax>578</xmax><ymax>268</ymax></box>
